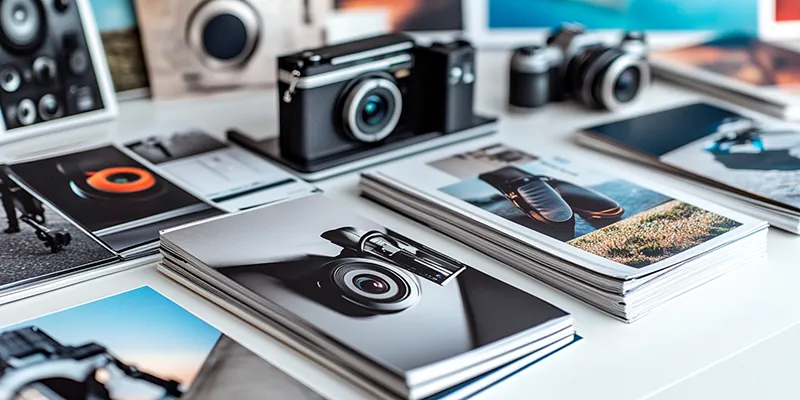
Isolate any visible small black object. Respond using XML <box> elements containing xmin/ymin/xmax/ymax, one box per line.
<box><xmin>508</xmin><ymin>23</ymin><xmax>650</xmax><ymax>111</ymax></box>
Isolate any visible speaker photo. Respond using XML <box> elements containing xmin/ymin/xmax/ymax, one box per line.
<box><xmin>135</xmin><ymin>0</ymin><xmax>331</xmax><ymax>100</ymax></box>
<box><xmin>0</xmin><ymin>0</ymin><xmax>117</xmax><ymax>144</ymax></box>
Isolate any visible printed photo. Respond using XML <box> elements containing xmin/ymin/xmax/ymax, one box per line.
<box><xmin>432</xmin><ymin>145</ymin><xmax>741</xmax><ymax>268</ymax></box>
<box><xmin>654</xmin><ymin>36</ymin><xmax>800</xmax><ymax>89</ymax></box>
<box><xmin>88</xmin><ymin>0</ymin><xmax>149</xmax><ymax>93</ymax></box>
<box><xmin>488</xmin><ymin>0</ymin><xmax>757</xmax><ymax>33</ymax></box>
<box><xmin>0</xmin><ymin>287</ymin><xmax>324</xmax><ymax>400</ymax></box>
<box><xmin>9</xmin><ymin>146</ymin><xmax>223</xmax><ymax>253</ymax></box>
<box><xmin>0</xmin><ymin>169</ymin><xmax>116</xmax><ymax>290</ymax></box>
<box><xmin>161</xmin><ymin>195</ymin><xmax>569</xmax><ymax>375</ymax></box>
<box><xmin>586</xmin><ymin>103</ymin><xmax>800</xmax><ymax>211</ymax></box>
<box><xmin>334</xmin><ymin>0</ymin><xmax>462</xmax><ymax>31</ymax></box>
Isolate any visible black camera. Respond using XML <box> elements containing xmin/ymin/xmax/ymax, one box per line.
<box><xmin>508</xmin><ymin>24</ymin><xmax>650</xmax><ymax>111</ymax></box>
<box><xmin>0</xmin><ymin>326</ymin><xmax>182</xmax><ymax>399</ymax></box>
<box><xmin>277</xmin><ymin>33</ymin><xmax>478</xmax><ymax>164</ymax></box>
<box><xmin>0</xmin><ymin>0</ymin><xmax>108</xmax><ymax>134</ymax></box>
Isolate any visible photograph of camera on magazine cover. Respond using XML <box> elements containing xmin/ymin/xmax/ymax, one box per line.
<box><xmin>585</xmin><ymin>103</ymin><xmax>800</xmax><ymax>211</ymax></box>
<box><xmin>161</xmin><ymin>195</ymin><xmax>570</xmax><ymax>377</ymax></box>
<box><xmin>429</xmin><ymin>144</ymin><xmax>743</xmax><ymax>268</ymax></box>
<box><xmin>0</xmin><ymin>286</ymin><xmax>324</xmax><ymax>400</ymax></box>
<box><xmin>8</xmin><ymin>146</ymin><xmax>223</xmax><ymax>254</ymax></box>
<box><xmin>0</xmin><ymin>168</ymin><xmax>117</xmax><ymax>293</ymax></box>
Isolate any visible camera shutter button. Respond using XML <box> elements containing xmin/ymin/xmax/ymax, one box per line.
<box><xmin>449</xmin><ymin>66</ymin><xmax>463</xmax><ymax>85</ymax></box>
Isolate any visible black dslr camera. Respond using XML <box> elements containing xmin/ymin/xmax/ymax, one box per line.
<box><xmin>0</xmin><ymin>327</ymin><xmax>182</xmax><ymax>399</ymax></box>
<box><xmin>277</xmin><ymin>33</ymin><xmax>480</xmax><ymax>164</ymax></box>
<box><xmin>509</xmin><ymin>23</ymin><xmax>650</xmax><ymax>111</ymax></box>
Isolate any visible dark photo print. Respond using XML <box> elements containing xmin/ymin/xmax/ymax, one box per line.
<box><xmin>433</xmin><ymin>145</ymin><xmax>742</xmax><ymax>268</ymax></box>
<box><xmin>0</xmin><ymin>170</ymin><xmax>116</xmax><ymax>289</ymax></box>
<box><xmin>9</xmin><ymin>146</ymin><xmax>222</xmax><ymax>252</ymax></box>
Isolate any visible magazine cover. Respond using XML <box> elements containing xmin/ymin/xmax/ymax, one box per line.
<box><xmin>582</xmin><ymin>102</ymin><xmax>800</xmax><ymax>211</ymax></box>
<box><xmin>125</xmin><ymin>131</ymin><xmax>319</xmax><ymax>212</ymax></box>
<box><xmin>161</xmin><ymin>195</ymin><xmax>572</xmax><ymax>382</ymax></box>
<box><xmin>8</xmin><ymin>146</ymin><xmax>224</xmax><ymax>254</ymax></box>
<box><xmin>0</xmin><ymin>286</ymin><xmax>324</xmax><ymax>399</ymax></box>
<box><xmin>88</xmin><ymin>0</ymin><xmax>149</xmax><ymax>95</ymax></box>
<box><xmin>366</xmin><ymin>142</ymin><xmax>762</xmax><ymax>278</ymax></box>
<box><xmin>0</xmin><ymin>170</ymin><xmax>117</xmax><ymax>292</ymax></box>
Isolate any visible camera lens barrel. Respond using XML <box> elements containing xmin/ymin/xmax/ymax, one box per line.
<box><xmin>508</xmin><ymin>46</ymin><xmax>552</xmax><ymax>109</ymax></box>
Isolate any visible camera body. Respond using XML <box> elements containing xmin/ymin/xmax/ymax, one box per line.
<box><xmin>0</xmin><ymin>0</ymin><xmax>115</xmax><ymax>141</ymax></box>
<box><xmin>509</xmin><ymin>24</ymin><xmax>650</xmax><ymax>111</ymax></box>
<box><xmin>277</xmin><ymin>33</ymin><xmax>477</xmax><ymax>164</ymax></box>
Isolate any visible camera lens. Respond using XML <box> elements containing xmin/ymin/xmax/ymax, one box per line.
<box><xmin>342</xmin><ymin>77</ymin><xmax>403</xmax><ymax>143</ymax></box>
<box><xmin>107</xmin><ymin>172</ymin><xmax>142</xmax><ymax>184</ymax></box>
<box><xmin>353</xmin><ymin>274</ymin><xmax>390</xmax><ymax>294</ymax></box>
<box><xmin>327</xmin><ymin>258</ymin><xmax>420</xmax><ymax>314</ymax></box>
<box><xmin>187</xmin><ymin>0</ymin><xmax>259</xmax><ymax>70</ymax></box>
<box><xmin>612</xmin><ymin>66</ymin><xmax>641</xmax><ymax>103</ymax></box>
<box><xmin>361</xmin><ymin>94</ymin><xmax>388</xmax><ymax>127</ymax></box>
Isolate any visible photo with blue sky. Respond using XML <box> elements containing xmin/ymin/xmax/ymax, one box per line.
<box><xmin>0</xmin><ymin>287</ymin><xmax>221</xmax><ymax>399</ymax></box>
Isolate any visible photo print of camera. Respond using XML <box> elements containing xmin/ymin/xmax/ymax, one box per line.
<box><xmin>241</xmin><ymin>226</ymin><xmax>466</xmax><ymax>318</ymax></box>
<box><xmin>0</xmin><ymin>0</ymin><xmax>116</xmax><ymax>142</ymax></box>
<box><xmin>228</xmin><ymin>33</ymin><xmax>498</xmax><ymax>180</ymax></box>
<box><xmin>508</xmin><ymin>23</ymin><xmax>650</xmax><ymax>111</ymax></box>
<box><xmin>0</xmin><ymin>327</ymin><xmax>183</xmax><ymax>400</ymax></box>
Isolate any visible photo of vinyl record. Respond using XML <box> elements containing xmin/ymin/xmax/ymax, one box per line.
<box><xmin>9</xmin><ymin>146</ymin><xmax>223</xmax><ymax>253</ymax></box>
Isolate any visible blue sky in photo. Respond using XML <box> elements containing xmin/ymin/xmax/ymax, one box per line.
<box><xmin>489</xmin><ymin>0</ymin><xmax>759</xmax><ymax>34</ymax></box>
<box><xmin>89</xmin><ymin>0</ymin><xmax>139</xmax><ymax>31</ymax></box>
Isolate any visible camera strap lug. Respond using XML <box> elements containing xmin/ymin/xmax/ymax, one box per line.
<box><xmin>283</xmin><ymin>70</ymin><xmax>302</xmax><ymax>103</ymax></box>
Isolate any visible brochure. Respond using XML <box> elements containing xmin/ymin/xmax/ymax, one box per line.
<box><xmin>126</xmin><ymin>130</ymin><xmax>319</xmax><ymax>212</ymax></box>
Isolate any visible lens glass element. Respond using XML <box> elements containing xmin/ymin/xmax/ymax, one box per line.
<box><xmin>107</xmin><ymin>172</ymin><xmax>142</xmax><ymax>184</ymax></box>
<box><xmin>353</xmin><ymin>274</ymin><xmax>390</xmax><ymax>294</ymax></box>
<box><xmin>202</xmin><ymin>14</ymin><xmax>248</xmax><ymax>61</ymax></box>
<box><xmin>612</xmin><ymin>66</ymin><xmax>641</xmax><ymax>103</ymax></box>
<box><xmin>360</xmin><ymin>94</ymin><xmax>388</xmax><ymax>127</ymax></box>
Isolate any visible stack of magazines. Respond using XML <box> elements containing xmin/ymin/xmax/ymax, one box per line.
<box><xmin>159</xmin><ymin>195</ymin><xmax>579</xmax><ymax>400</ymax></box>
<box><xmin>650</xmin><ymin>35</ymin><xmax>800</xmax><ymax>120</ymax></box>
<box><xmin>576</xmin><ymin>102</ymin><xmax>800</xmax><ymax>234</ymax></box>
<box><xmin>359</xmin><ymin>142</ymin><xmax>769</xmax><ymax>322</ymax></box>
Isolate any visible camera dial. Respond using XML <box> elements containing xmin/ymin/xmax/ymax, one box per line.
<box><xmin>341</xmin><ymin>76</ymin><xmax>403</xmax><ymax>143</ymax></box>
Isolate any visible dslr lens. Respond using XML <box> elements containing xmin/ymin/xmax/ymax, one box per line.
<box><xmin>327</xmin><ymin>258</ymin><xmax>420</xmax><ymax>314</ymax></box>
<box><xmin>612</xmin><ymin>66</ymin><xmax>641</xmax><ymax>103</ymax></box>
<box><xmin>361</xmin><ymin>94</ymin><xmax>388</xmax><ymax>126</ymax></box>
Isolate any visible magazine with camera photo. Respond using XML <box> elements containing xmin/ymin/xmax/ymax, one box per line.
<box><xmin>159</xmin><ymin>195</ymin><xmax>575</xmax><ymax>399</ymax></box>
<box><xmin>577</xmin><ymin>102</ymin><xmax>800</xmax><ymax>233</ymax></box>
<box><xmin>0</xmin><ymin>167</ymin><xmax>119</xmax><ymax>299</ymax></box>
<box><xmin>0</xmin><ymin>286</ymin><xmax>326</xmax><ymax>400</ymax></box>
<box><xmin>7</xmin><ymin>145</ymin><xmax>225</xmax><ymax>257</ymax></box>
<box><xmin>125</xmin><ymin>130</ymin><xmax>319</xmax><ymax>212</ymax></box>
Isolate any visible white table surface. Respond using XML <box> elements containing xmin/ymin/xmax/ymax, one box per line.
<box><xmin>1</xmin><ymin>50</ymin><xmax>798</xmax><ymax>400</ymax></box>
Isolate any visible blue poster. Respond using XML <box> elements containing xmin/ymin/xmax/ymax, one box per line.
<box><xmin>489</xmin><ymin>0</ymin><xmax>759</xmax><ymax>34</ymax></box>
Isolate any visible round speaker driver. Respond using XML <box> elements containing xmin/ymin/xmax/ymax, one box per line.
<box><xmin>0</xmin><ymin>0</ymin><xmax>45</xmax><ymax>52</ymax></box>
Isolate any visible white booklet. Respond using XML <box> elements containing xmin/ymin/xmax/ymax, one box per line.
<box><xmin>362</xmin><ymin>141</ymin><xmax>767</xmax><ymax>283</ymax></box>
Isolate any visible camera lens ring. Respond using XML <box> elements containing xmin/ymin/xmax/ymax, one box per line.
<box><xmin>342</xmin><ymin>77</ymin><xmax>403</xmax><ymax>143</ymax></box>
<box><xmin>574</xmin><ymin>47</ymin><xmax>620</xmax><ymax>108</ymax></box>
<box><xmin>598</xmin><ymin>54</ymin><xmax>650</xmax><ymax>110</ymax></box>
<box><xmin>186</xmin><ymin>0</ymin><xmax>260</xmax><ymax>70</ymax></box>
<box><xmin>326</xmin><ymin>257</ymin><xmax>420</xmax><ymax>313</ymax></box>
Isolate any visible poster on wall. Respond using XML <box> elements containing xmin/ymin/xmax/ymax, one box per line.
<box><xmin>760</xmin><ymin>0</ymin><xmax>800</xmax><ymax>39</ymax></box>
<box><xmin>466</xmin><ymin>0</ymin><xmax>760</xmax><ymax>47</ymax></box>
<box><xmin>89</xmin><ymin>0</ymin><xmax>150</xmax><ymax>98</ymax></box>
